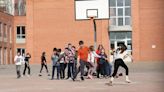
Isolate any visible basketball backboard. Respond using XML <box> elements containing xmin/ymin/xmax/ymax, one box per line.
<box><xmin>75</xmin><ymin>0</ymin><xmax>109</xmax><ymax>20</ymax></box>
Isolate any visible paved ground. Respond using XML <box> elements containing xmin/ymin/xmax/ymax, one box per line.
<box><xmin>0</xmin><ymin>62</ymin><xmax>164</xmax><ymax>92</ymax></box>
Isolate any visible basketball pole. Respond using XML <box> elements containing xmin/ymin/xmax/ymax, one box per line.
<box><xmin>92</xmin><ymin>18</ymin><xmax>97</xmax><ymax>50</ymax></box>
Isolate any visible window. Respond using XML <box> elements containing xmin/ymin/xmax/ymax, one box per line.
<box><xmin>125</xmin><ymin>7</ymin><xmax>131</xmax><ymax>16</ymax></box>
<box><xmin>110</xmin><ymin>8</ymin><xmax>116</xmax><ymax>16</ymax></box>
<box><xmin>125</xmin><ymin>0</ymin><xmax>131</xmax><ymax>6</ymax></box>
<box><xmin>118</xmin><ymin>18</ymin><xmax>123</xmax><ymax>26</ymax></box>
<box><xmin>110</xmin><ymin>0</ymin><xmax>131</xmax><ymax>26</ymax></box>
<box><xmin>17</xmin><ymin>48</ymin><xmax>25</xmax><ymax>56</ymax></box>
<box><xmin>117</xmin><ymin>0</ymin><xmax>123</xmax><ymax>6</ymax></box>
<box><xmin>14</xmin><ymin>0</ymin><xmax>26</xmax><ymax>16</ymax></box>
<box><xmin>118</xmin><ymin>8</ymin><xmax>123</xmax><ymax>16</ymax></box>
<box><xmin>17</xmin><ymin>26</ymin><xmax>25</xmax><ymax>39</ymax></box>
<box><xmin>0</xmin><ymin>0</ymin><xmax>14</xmax><ymax>15</ymax></box>
<box><xmin>125</xmin><ymin>17</ymin><xmax>131</xmax><ymax>25</ymax></box>
<box><xmin>110</xmin><ymin>0</ymin><xmax>116</xmax><ymax>7</ymax></box>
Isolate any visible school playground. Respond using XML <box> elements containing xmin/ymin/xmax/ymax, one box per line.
<box><xmin>0</xmin><ymin>61</ymin><xmax>164</xmax><ymax>92</ymax></box>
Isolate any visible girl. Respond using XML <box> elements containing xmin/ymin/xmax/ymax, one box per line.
<box><xmin>109</xmin><ymin>44</ymin><xmax>132</xmax><ymax>85</ymax></box>
<box><xmin>96</xmin><ymin>44</ymin><xmax>105</xmax><ymax>78</ymax></box>
<box><xmin>87</xmin><ymin>46</ymin><xmax>101</xmax><ymax>79</ymax></box>
<box><xmin>23</xmin><ymin>53</ymin><xmax>31</xmax><ymax>77</ymax></box>
<box><xmin>98</xmin><ymin>49</ymin><xmax>109</xmax><ymax>78</ymax></box>
<box><xmin>39</xmin><ymin>52</ymin><xmax>50</xmax><ymax>76</ymax></box>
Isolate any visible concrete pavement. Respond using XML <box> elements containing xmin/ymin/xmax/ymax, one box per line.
<box><xmin>0</xmin><ymin>62</ymin><xmax>164</xmax><ymax>92</ymax></box>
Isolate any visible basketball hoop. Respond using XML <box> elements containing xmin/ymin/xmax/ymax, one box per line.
<box><xmin>89</xmin><ymin>16</ymin><xmax>95</xmax><ymax>20</ymax></box>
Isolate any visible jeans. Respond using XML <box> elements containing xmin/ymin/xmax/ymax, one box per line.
<box><xmin>67</xmin><ymin>63</ymin><xmax>74</xmax><ymax>78</ymax></box>
<box><xmin>52</xmin><ymin>65</ymin><xmax>60</xmax><ymax>79</ymax></box>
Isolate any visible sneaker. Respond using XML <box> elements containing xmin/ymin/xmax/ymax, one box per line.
<box><xmin>17</xmin><ymin>76</ymin><xmax>21</xmax><ymax>79</ymax></box>
<box><xmin>27</xmin><ymin>74</ymin><xmax>30</xmax><ymax>77</ymax></box>
<box><xmin>47</xmin><ymin>74</ymin><xmax>50</xmax><ymax>76</ymax></box>
<box><xmin>51</xmin><ymin>78</ymin><xmax>54</xmax><ymax>80</ymax></box>
<box><xmin>119</xmin><ymin>73</ymin><xmax>123</xmax><ymax>76</ymax></box>
<box><xmin>126</xmin><ymin>79</ymin><xmax>131</xmax><ymax>83</ymax></box>
<box><xmin>66</xmin><ymin>77</ymin><xmax>70</xmax><ymax>80</ymax></box>
<box><xmin>38</xmin><ymin>74</ymin><xmax>42</xmax><ymax>76</ymax></box>
<box><xmin>72</xmin><ymin>78</ymin><xmax>75</xmax><ymax>81</ymax></box>
<box><xmin>80</xmin><ymin>77</ymin><xmax>84</xmax><ymax>81</ymax></box>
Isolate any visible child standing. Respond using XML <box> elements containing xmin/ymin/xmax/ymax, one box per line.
<box><xmin>58</xmin><ymin>49</ymin><xmax>66</xmax><ymax>79</ymax></box>
<box><xmin>51</xmin><ymin>48</ymin><xmax>60</xmax><ymax>80</ymax></box>
<box><xmin>14</xmin><ymin>52</ymin><xmax>24</xmax><ymax>78</ymax></box>
<box><xmin>23</xmin><ymin>53</ymin><xmax>31</xmax><ymax>77</ymax></box>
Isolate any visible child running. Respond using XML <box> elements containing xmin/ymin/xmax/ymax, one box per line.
<box><xmin>39</xmin><ymin>52</ymin><xmax>50</xmax><ymax>76</ymax></box>
<box><xmin>109</xmin><ymin>44</ymin><xmax>132</xmax><ymax>86</ymax></box>
<box><xmin>87</xmin><ymin>45</ymin><xmax>101</xmax><ymax>79</ymax></box>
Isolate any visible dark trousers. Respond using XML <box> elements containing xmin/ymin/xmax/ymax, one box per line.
<box><xmin>74</xmin><ymin>60</ymin><xmax>88</xmax><ymax>79</ymax></box>
<box><xmin>23</xmin><ymin>62</ymin><xmax>30</xmax><ymax>75</ymax></box>
<box><xmin>97</xmin><ymin>63</ymin><xmax>106</xmax><ymax>78</ymax></box>
<box><xmin>60</xmin><ymin>63</ymin><xmax>65</xmax><ymax>79</ymax></box>
<box><xmin>40</xmin><ymin>63</ymin><xmax>49</xmax><ymax>73</ymax></box>
<box><xmin>52</xmin><ymin>66</ymin><xmax>60</xmax><ymax>79</ymax></box>
<box><xmin>67</xmin><ymin>63</ymin><xmax>74</xmax><ymax>78</ymax></box>
<box><xmin>112</xmin><ymin>59</ymin><xmax>129</xmax><ymax>77</ymax></box>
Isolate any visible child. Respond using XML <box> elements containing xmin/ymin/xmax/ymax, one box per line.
<box><xmin>39</xmin><ymin>52</ymin><xmax>50</xmax><ymax>76</ymax></box>
<box><xmin>66</xmin><ymin>43</ymin><xmax>76</xmax><ymax>79</ymax></box>
<box><xmin>58</xmin><ymin>49</ymin><xmax>66</xmax><ymax>79</ymax></box>
<box><xmin>87</xmin><ymin>46</ymin><xmax>101</xmax><ymax>79</ymax></box>
<box><xmin>51</xmin><ymin>48</ymin><xmax>60</xmax><ymax>80</ymax></box>
<box><xmin>23</xmin><ymin>53</ymin><xmax>31</xmax><ymax>77</ymax></box>
<box><xmin>98</xmin><ymin>49</ymin><xmax>108</xmax><ymax>78</ymax></box>
<box><xmin>14</xmin><ymin>52</ymin><xmax>24</xmax><ymax>78</ymax></box>
<box><xmin>109</xmin><ymin>44</ymin><xmax>132</xmax><ymax>86</ymax></box>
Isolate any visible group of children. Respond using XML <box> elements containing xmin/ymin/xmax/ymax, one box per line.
<box><xmin>14</xmin><ymin>40</ymin><xmax>132</xmax><ymax>85</ymax></box>
<box><xmin>38</xmin><ymin>42</ymin><xmax>112</xmax><ymax>80</ymax></box>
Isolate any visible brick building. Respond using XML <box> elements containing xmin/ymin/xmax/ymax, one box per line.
<box><xmin>0</xmin><ymin>0</ymin><xmax>164</xmax><ymax>64</ymax></box>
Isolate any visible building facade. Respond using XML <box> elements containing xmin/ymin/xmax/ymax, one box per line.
<box><xmin>0</xmin><ymin>0</ymin><xmax>164</xmax><ymax>65</ymax></box>
<box><xmin>0</xmin><ymin>12</ymin><xmax>14</xmax><ymax>65</ymax></box>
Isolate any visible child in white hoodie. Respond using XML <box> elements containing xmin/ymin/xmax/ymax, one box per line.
<box><xmin>14</xmin><ymin>52</ymin><xmax>24</xmax><ymax>78</ymax></box>
<box><xmin>87</xmin><ymin>46</ymin><xmax>101</xmax><ymax>79</ymax></box>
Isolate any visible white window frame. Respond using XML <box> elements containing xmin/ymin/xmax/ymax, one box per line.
<box><xmin>110</xmin><ymin>0</ymin><xmax>132</xmax><ymax>31</ymax></box>
<box><xmin>16</xmin><ymin>26</ymin><xmax>26</xmax><ymax>43</ymax></box>
<box><xmin>17</xmin><ymin>48</ymin><xmax>25</xmax><ymax>56</ymax></box>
